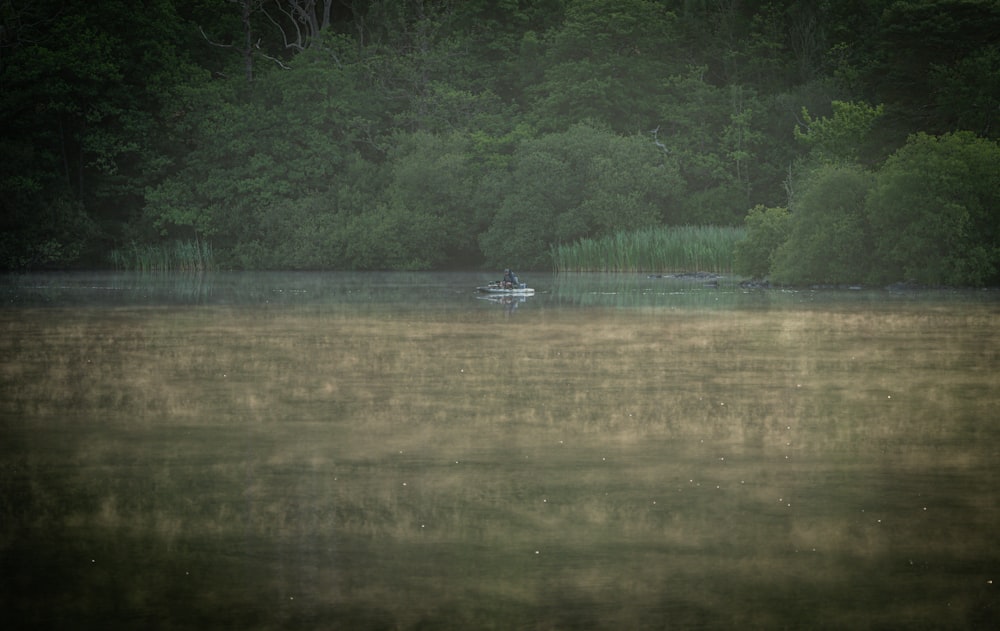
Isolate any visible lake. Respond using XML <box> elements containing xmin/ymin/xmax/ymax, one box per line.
<box><xmin>1</xmin><ymin>272</ymin><xmax>998</xmax><ymax>629</ymax></box>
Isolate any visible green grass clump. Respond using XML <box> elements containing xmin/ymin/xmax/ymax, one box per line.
<box><xmin>551</xmin><ymin>225</ymin><xmax>746</xmax><ymax>273</ymax></box>
<box><xmin>110</xmin><ymin>239</ymin><xmax>214</xmax><ymax>272</ymax></box>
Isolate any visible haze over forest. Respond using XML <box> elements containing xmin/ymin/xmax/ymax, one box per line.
<box><xmin>2</xmin><ymin>1</ymin><xmax>998</xmax><ymax>282</ymax></box>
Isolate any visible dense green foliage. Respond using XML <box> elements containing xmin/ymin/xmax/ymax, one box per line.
<box><xmin>866</xmin><ymin>132</ymin><xmax>1000</xmax><ymax>286</ymax></box>
<box><xmin>733</xmin><ymin>205</ymin><xmax>791</xmax><ymax>280</ymax></box>
<box><xmin>2</xmin><ymin>0</ymin><xmax>998</xmax><ymax>280</ymax></box>
<box><xmin>771</xmin><ymin>164</ymin><xmax>874</xmax><ymax>285</ymax></box>
<box><xmin>742</xmin><ymin>131</ymin><xmax>1000</xmax><ymax>286</ymax></box>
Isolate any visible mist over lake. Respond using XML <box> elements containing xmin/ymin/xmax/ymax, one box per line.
<box><xmin>2</xmin><ymin>272</ymin><xmax>998</xmax><ymax>629</ymax></box>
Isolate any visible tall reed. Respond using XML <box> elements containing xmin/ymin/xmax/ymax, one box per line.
<box><xmin>551</xmin><ymin>225</ymin><xmax>746</xmax><ymax>273</ymax></box>
<box><xmin>110</xmin><ymin>239</ymin><xmax>214</xmax><ymax>272</ymax></box>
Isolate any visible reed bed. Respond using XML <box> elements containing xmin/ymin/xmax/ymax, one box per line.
<box><xmin>551</xmin><ymin>225</ymin><xmax>746</xmax><ymax>273</ymax></box>
<box><xmin>110</xmin><ymin>239</ymin><xmax>214</xmax><ymax>272</ymax></box>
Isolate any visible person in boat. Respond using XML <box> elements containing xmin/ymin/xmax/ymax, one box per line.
<box><xmin>503</xmin><ymin>268</ymin><xmax>519</xmax><ymax>289</ymax></box>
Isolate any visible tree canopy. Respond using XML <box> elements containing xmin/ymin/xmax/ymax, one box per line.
<box><xmin>2</xmin><ymin>0</ymin><xmax>998</xmax><ymax>279</ymax></box>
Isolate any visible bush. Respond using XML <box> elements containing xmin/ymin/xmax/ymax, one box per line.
<box><xmin>771</xmin><ymin>164</ymin><xmax>874</xmax><ymax>285</ymax></box>
<box><xmin>866</xmin><ymin>132</ymin><xmax>1000</xmax><ymax>286</ymax></box>
<box><xmin>734</xmin><ymin>205</ymin><xmax>790</xmax><ymax>279</ymax></box>
<box><xmin>1</xmin><ymin>197</ymin><xmax>99</xmax><ymax>270</ymax></box>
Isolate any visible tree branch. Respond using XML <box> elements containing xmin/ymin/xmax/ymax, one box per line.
<box><xmin>255</xmin><ymin>40</ymin><xmax>292</xmax><ymax>70</ymax></box>
<box><xmin>262</xmin><ymin>0</ymin><xmax>305</xmax><ymax>51</ymax></box>
<box><xmin>199</xmin><ymin>26</ymin><xmax>234</xmax><ymax>48</ymax></box>
<box><xmin>650</xmin><ymin>126</ymin><xmax>670</xmax><ymax>154</ymax></box>
<box><xmin>262</xmin><ymin>0</ymin><xmax>334</xmax><ymax>51</ymax></box>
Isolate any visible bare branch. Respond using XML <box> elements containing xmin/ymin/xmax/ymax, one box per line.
<box><xmin>258</xmin><ymin>51</ymin><xmax>292</xmax><ymax>70</ymax></box>
<box><xmin>262</xmin><ymin>1</ymin><xmax>334</xmax><ymax>51</ymax></box>
<box><xmin>199</xmin><ymin>26</ymin><xmax>234</xmax><ymax>49</ymax></box>
<box><xmin>262</xmin><ymin>1</ymin><xmax>305</xmax><ymax>51</ymax></box>
<box><xmin>255</xmin><ymin>39</ymin><xmax>292</xmax><ymax>70</ymax></box>
<box><xmin>650</xmin><ymin>126</ymin><xmax>670</xmax><ymax>154</ymax></box>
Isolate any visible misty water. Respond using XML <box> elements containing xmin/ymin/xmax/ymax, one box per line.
<box><xmin>2</xmin><ymin>272</ymin><xmax>998</xmax><ymax>629</ymax></box>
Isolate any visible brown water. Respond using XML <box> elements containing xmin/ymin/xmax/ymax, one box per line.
<box><xmin>1</xmin><ymin>272</ymin><xmax>998</xmax><ymax>629</ymax></box>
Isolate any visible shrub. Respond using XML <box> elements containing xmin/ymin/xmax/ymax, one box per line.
<box><xmin>866</xmin><ymin>132</ymin><xmax>1000</xmax><ymax>286</ymax></box>
<box><xmin>734</xmin><ymin>205</ymin><xmax>790</xmax><ymax>280</ymax></box>
<box><xmin>771</xmin><ymin>164</ymin><xmax>873</xmax><ymax>285</ymax></box>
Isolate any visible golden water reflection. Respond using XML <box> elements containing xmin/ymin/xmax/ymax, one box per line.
<box><xmin>1</xmin><ymin>304</ymin><xmax>998</xmax><ymax>629</ymax></box>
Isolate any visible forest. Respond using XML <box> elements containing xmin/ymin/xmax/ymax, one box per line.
<box><xmin>1</xmin><ymin>0</ymin><xmax>998</xmax><ymax>284</ymax></box>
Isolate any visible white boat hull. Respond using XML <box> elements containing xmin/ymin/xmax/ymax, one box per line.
<box><xmin>477</xmin><ymin>285</ymin><xmax>535</xmax><ymax>295</ymax></box>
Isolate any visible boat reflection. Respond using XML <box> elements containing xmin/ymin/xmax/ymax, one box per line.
<box><xmin>477</xmin><ymin>292</ymin><xmax>532</xmax><ymax>314</ymax></box>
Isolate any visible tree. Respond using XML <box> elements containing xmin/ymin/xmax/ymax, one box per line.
<box><xmin>929</xmin><ymin>46</ymin><xmax>1000</xmax><ymax>138</ymax></box>
<box><xmin>867</xmin><ymin>132</ymin><xmax>1000</xmax><ymax>286</ymax></box>
<box><xmin>874</xmin><ymin>0</ymin><xmax>1000</xmax><ymax>138</ymax></box>
<box><xmin>380</xmin><ymin>130</ymin><xmax>481</xmax><ymax>267</ymax></box>
<box><xmin>657</xmin><ymin>68</ymin><xmax>765</xmax><ymax>224</ymax></box>
<box><xmin>794</xmin><ymin>100</ymin><xmax>885</xmax><ymax>164</ymax></box>
<box><xmin>734</xmin><ymin>204</ymin><xmax>791</xmax><ymax>280</ymax></box>
<box><xmin>142</xmin><ymin>41</ymin><xmax>370</xmax><ymax>267</ymax></box>
<box><xmin>522</xmin><ymin>0</ymin><xmax>680</xmax><ymax>133</ymax></box>
<box><xmin>0</xmin><ymin>0</ymin><xmax>201</xmax><ymax>268</ymax></box>
<box><xmin>4</xmin><ymin>0</ymin><xmax>995</xmax><ymax>273</ymax></box>
<box><xmin>265</xmin><ymin>0</ymin><xmax>334</xmax><ymax>52</ymax></box>
<box><xmin>479</xmin><ymin>122</ymin><xmax>684</xmax><ymax>269</ymax></box>
<box><xmin>771</xmin><ymin>163</ymin><xmax>874</xmax><ymax>285</ymax></box>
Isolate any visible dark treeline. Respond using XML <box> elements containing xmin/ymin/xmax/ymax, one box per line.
<box><xmin>2</xmin><ymin>0</ymin><xmax>998</xmax><ymax>281</ymax></box>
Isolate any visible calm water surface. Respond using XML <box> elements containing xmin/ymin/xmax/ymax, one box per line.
<box><xmin>1</xmin><ymin>272</ymin><xmax>998</xmax><ymax>629</ymax></box>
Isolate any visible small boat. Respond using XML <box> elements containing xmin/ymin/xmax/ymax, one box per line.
<box><xmin>477</xmin><ymin>281</ymin><xmax>535</xmax><ymax>295</ymax></box>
